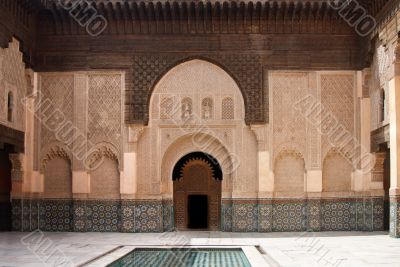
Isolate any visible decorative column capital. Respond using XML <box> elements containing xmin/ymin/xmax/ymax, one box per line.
<box><xmin>128</xmin><ymin>125</ymin><xmax>145</xmax><ymax>143</ymax></box>
<box><xmin>9</xmin><ymin>153</ymin><xmax>24</xmax><ymax>182</ymax></box>
<box><xmin>250</xmin><ymin>124</ymin><xmax>267</xmax><ymax>151</ymax></box>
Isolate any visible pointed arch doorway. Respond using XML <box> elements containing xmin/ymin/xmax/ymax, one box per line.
<box><xmin>173</xmin><ymin>152</ymin><xmax>222</xmax><ymax>231</ymax></box>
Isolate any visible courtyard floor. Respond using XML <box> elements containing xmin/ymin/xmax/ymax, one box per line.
<box><xmin>0</xmin><ymin>231</ymin><xmax>399</xmax><ymax>267</ymax></box>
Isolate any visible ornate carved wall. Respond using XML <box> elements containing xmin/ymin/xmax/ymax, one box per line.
<box><xmin>0</xmin><ymin>38</ymin><xmax>27</xmax><ymax>132</ymax></box>
<box><xmin>141</xmin><ymin>59</ymin><xmax>257</xmax><ymax>197</ymax></box>
<box><xmin>39</xmin><ymin>74</ymin><xmax>74</xmax><ymax>150</ymax></box>
<box><xmin>5</xmin><ymin>0</ymin><xmax>396</xmax><ymax>235</ymax></box>
<box><xmin>370</xmin><ymin>41</ymin><xmax>395</xmax><ymax>131</ymax></box>
<box><xmin>320</xmin><ymin>73</ymin><xmax>355</xmax><ymax>160</ymax></box>
<box><xmin>270</xmin><ymin>72</ymin><xmax>308</xmax><ymax>164</ymax></box>
<box><xmin>270</xmin><ymin>71</ymin><xmax>357</xmax><ymax>194</ymax></box>
<box><xmin>88</xmin><ymin>74</ymin><xmax>122</xmax><ymax>153</ymax></box>
<box><xmin>37</xmin><ymin>72</ymin><xmax>124</xmax><ymax>194</ymax></box>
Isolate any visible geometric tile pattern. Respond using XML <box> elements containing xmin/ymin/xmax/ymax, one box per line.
<box><xmin>11</xmin><ymin>199</ymin><xmax>22</xmax><ymax>231</ymax></box>
<box><xmin>162</xmin><ymin>200</ymin><xmax>174</xmax><ymax>232</ymax></box>
<box><xmin>272</xmin><ymin>201</ymin><xmax>306</xmax><ymax>232</ymax></box>
<box><xmin>321</xmin><ymin>199</ymin><xmax>355</xmax><ymax>231</ymax></box>
<box><xmin>306</xmin><ymin>199</ymin><xmax>321</xmax><ymax>231</ymax></box>
<box><xmin>134</xmin><ymin>201</ymin><xmax>163</xmax><ymax>233</ymax></box>
<box><xmin>12</xmin><ymin>197</ymin><xmax>386</xmax><ymax>233</ymax></box>
<box><xmin>12</xmin><ymin>199</ymin><xmax>168</xmax><ymax>233</ymax></box>
<box><xmin>221</xmin><ymin>200</ymin><xmax>233</xmax><ymax>232</ymax></box>
<box><xmin>39</xmin><ymin>199</ymin><xmax>73</xmax><ymax>232</ymax></box>
<box><xmin>232</xmin><ymin>202</ymin><xmax>258</xmax><ymax>232</ymax></box>
<box><xmin>85</xmin><ymin>200</ymin><xmax>120</xmax><ymax>232</ymax></box>
<box><xmin>258</xmin><ymin>203</ymin><xmax>273</xmax><ymax>232</ymax></box>
<box><xmin>373</xmin><ymin>197</ymin><xmax>384</xmax><ymax>231</ymax></box>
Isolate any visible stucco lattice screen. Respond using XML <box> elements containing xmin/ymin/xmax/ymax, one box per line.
<box><xmin>127</xmin><ymin>54</ymin><xmax>264</xmax><ymax>125</ymax></box>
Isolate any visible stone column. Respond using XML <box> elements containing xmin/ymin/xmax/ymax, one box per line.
<box><xmin>121</xmin><ymin>125</ymin><xmax>144</xmax><ymax>197</ymax></box>
<box><xmin>250</xmin><ymin>124</ymin><xmax>273</xmax><ymax>196</ymax></box>
<box><xmin>389</xmin><ymin>43</ymin><xmax>400</xmax><ymax>237</ymax></box>
<box><xmin>25</xmin><ymin>71</ymin><xmax>42</xmax><ymax>194</ymax></box>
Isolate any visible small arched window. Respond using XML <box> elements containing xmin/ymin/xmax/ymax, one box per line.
<box><xmin>7</xmin><ymin>91</ymin><xmax>13</xmax><ymax>122</ymax></box>
<box><xmin>202</xmin><ymin>98</ymin><xmax>213</xmax><ymax>119</ymax></box>
<box><xmin>222</xmin><ymin>97</ymin><xmax>234</xmax><ymax>120</ymax></box>
<box><xmin>379</xmin><ymin>89</ymin><xmax>385</xmax><ymax>122</ymax></box>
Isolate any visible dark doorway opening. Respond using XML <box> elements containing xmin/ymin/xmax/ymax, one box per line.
<box><xmin>173</xmin><ymin>152</ymin><xmax>222</xmax><ymax>231</ymax></box>
<box><xmin>188</xmin><ymin>195</ymin><xmax>208</xmax><ymax>229</ymax></box>
<box><xmin>383</xmin><ymin>149</ymin><xmax>390</xmax><ymax>231</ymax></box>
<box><xmin>0</xmin><ymin>144</ymin><xmax>13</xmax><ymax>231</ymax></box>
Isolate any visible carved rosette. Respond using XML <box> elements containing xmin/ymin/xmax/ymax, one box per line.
<box><xmin>9</xmin><ymin>153</ymin><xmax>24</xmax><ymax>182</ymax></box>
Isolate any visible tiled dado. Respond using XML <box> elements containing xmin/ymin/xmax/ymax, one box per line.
<box><xmin>222</xmin><ymin>197</ymin><xmax>384</xmax><ymax>232</ymax></box>
<box><xmin>390</xmin><ymin>196</ymin><xmax>400</xmax><ymax>238</ymax></box>
<box><xmin>12</xmin><ymin>199</ymin><xmax>174</xmax><ymax>233</ymax></box>
<box><xmin>13</xmin><ymin>197</ymin><xmax>383</xmax><ymax>233</ymax></box>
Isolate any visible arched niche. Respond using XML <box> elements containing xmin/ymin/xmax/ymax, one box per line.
<box><xmin>41</xmin><ymin>145</ymin><xmax>72</xmax><ymax>198</ymax></box>
<box><xmin>274</xmin><ymin>149</ymin><xmax>306</xmax><ymax>193</ymax></box>
<box><xmin>86</xmin><ymin>143</ymin><xmax>120</xmax><ymax>199</ymax></box>
<box><xmin>322</xmin><ymin>149</ymin><xmax>352</xmax><ymax>192</ymax></box>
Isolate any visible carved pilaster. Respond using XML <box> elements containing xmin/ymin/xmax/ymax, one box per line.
<box><xmin>362</xmin><ymin>68</ymin><xmax>371</xmax><ymax>98</ymax></box>
<box><xmin>9</xmin><ymin>153</ymin><xmax>24</xmax><ymax>182</ymax></box>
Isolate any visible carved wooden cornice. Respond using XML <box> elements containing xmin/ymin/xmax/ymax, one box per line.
<box><xmin>38</xmin><ymin>0</ymin><xmax>361</xmax><ymax>35</ymax></box>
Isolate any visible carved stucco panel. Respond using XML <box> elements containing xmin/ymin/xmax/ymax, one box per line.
<box><xmin>270</xmin><ymin>72</ymin><xmax>308</xmax><ymax>163</ymax></box>
<box><xmin>88</xmin><ymin>74</ymin><xmax>122</xmax><ymax>152</ymax></box>
<box><xmin>320</xmin><ymin>74</ymin><xmax>355</xmax><ymax>161</ymax></box>
<box><xmin>39</xmin><ymin>74</ymin><xmax>74</xmax><ymax>151</ymax></box>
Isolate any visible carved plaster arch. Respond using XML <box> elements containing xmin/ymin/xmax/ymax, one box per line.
<box><xmin>273</xmin><ymin>143</ymin><xmax>306</xmax><ymax>171</ymax></box>
<box><xmin>40</xmin><ymin>144</ymin><xmax>71</xmax><ymax>173</ymax></box>
<box><xmin>161</xmin><ymin>133</ymin><xmax>234</xmax><ymax>195</ymax></box>
<box><xmin>321</xmin><ymin>146</ymin><xmax>354</xmax><ymax>170</ymax></box>
<box><xmin>149</xmin><ymin>59</ymin><xmax>245</xmax><ymax>123</ymax></box>
<box><xmin>148</xmin><ymin>57</ymin><xmax>247</xmax><ymax>119</ymax></box>
<box><xmin>85</xmin><ymin>142</ymin><xmax>120</xmax><ymax>171</ymax></box>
